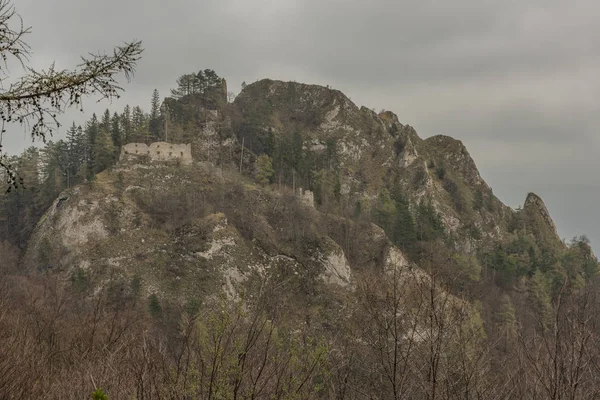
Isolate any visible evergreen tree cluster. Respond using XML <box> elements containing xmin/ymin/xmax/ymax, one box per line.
<box><xmin>170</xmin><ymin>69</ymin><xmax>223</xmax><ymax>99</ymax></box>
<box><xmin>0</xmin><ymin>91</ymin><xmax>166</xmax><ymax>248</ymax></box>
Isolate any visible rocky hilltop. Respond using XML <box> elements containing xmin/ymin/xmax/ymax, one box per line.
<box><xmin>7</xmin><ymin>76</ymin><xmax>600</xmax><ymax>399</ymax></box>
<box><xmin>25</xmin><ymin>78</ymin><xmax>590</xmax><ymax>283</ymax></box>
<box><xmin>23</xmin><ymin>78</ymin><xmax>594</xmax><ymax>303</ymax></box>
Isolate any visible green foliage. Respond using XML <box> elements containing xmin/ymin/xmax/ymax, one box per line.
<box><xmin>170</xmin><ymin>69</ymin><xmax>224</xmax><ymax>101</ymax></box>
<box><xmin>487</xmin><ymin>250</ymin><xmax>521</xmax><ymax>287</ymax></box>
<box><xmin>436</xmin><ymin>164</ymin><xmax>446</xmax><ymax>180</ymax></box>
<box><xmin>149</xmin><ymin>89</ymin><xmax>162</xmax><ymax>140</ymax></box>
<box><xmin>485</xmin><ymin>192</ymin><xmax>496</xmax><ymax>212</ymax></box>
<box><xmin>70</xmin><ymin>267</ymin><xmax>89</xmax><ymax>292</ymax></box>
<box><xmin>496</xmin><ymin>294</ymin><xmax>518</xmax><ymax>343</ymax></box>
<box><xmin>415</xmin><ymin>200</ymin><xmax>445</xmax><ymax>241</ymax></box>
<box><xmin>130</xmin><ymin>275</ymin><xmax>142</xmax><ymax>299</ymax></box>
<box><xmin>529</xmin><ymin>269</ymin><xmax>553</xmax><ymax>330</ymax></box>
<box><xmin>148</xmin><ymin>294</ymin><xmax>162</xmax><ymax>317</ymax></box>
<box><xmin>473</xmin><ymin>188</ymin><xmax>484</xmax><ymax>211</ymax></box>
<box><xmin>371</xmin><ymin>189</ymin><xmax>396</xmax><ymax>232</ymax></box>
<box><xmin>255</xmin><ymin>154</ymin><xmax>274</xmax><ymax>185</ymax></box>
<box><xmin>451</xmin><ymin>254</ymin><xmax>482</xmax><ymax>288</ymax></box>
<box><xmin>91</xmin><ymin>388</ymin><xmax>108</xmax><ymax>400</ymax></box>
<box><xmin>93</xmin><ymin>127</ymin><xmax>116</xmax><ymax>173</ymax></box>
<box><xmin>442</xmin><ymin>176</ymin><xmax>468</xmax><ymax>213</ymax></box>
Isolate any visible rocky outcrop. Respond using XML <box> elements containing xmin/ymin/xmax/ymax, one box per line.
<box><xmin>522</xmin><ymin>192</ymin><xmax>565</xmax><ymax>251</ymax></box>
<box><xmin>22</xmin><ymin>162</ymin><xmax>405</xmax><ymax>305</ymax></box>
<box><xmin>524</xmin><ymin>193</ymin><xmax>559</xmax><ymax>236</ymax></box>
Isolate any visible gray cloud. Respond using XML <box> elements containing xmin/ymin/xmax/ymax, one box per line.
<box><xmin>4</xmin><ymin>0</ymin><xmax>600</xmax><ymax>248</ymax></box>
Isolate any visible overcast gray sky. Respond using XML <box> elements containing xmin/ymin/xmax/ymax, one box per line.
<box><xmin>5</xmin><ymin>0</ymin><xmax>600</xmax><ymax>249</ymax></box>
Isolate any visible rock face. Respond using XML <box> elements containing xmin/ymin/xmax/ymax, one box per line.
<box><xmin>231</xmin><ymin>79</ymin><xmax>521</xmax><ymax>251</ymax></box>
<box><xmin>121</xmin><ymin>142</ymin><xmax>193</xmax><ymax>165</ymax></box>
<box><xmin>23</xmin><ymin>162</ymin><xmax>418</xmax><ymax>305</ymax></box>
<box><xmin>522</xmin><ymin>192</ymin><xmax>565</xmax><ymax>252</ymax></box>
<box><xmin>524</xmin><ymin>193</ymin><xmax>559</xmax><ymax>236</ymax></box>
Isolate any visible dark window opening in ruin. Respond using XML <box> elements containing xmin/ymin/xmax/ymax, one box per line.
<box><xmin>180</xmin><ymin>152</ymin><xmax>183</xmax><ymax>157</ymax></box>
<box><xmin>125</xmin><ymin>151</ymin><xmax>129</xmax><ymax>155</ymax></box>
<box><xmin>157</xmin><ymin>151</ymin><xmax>160</xmax><ymax>155</ymax></box>
<box><xmin>135</xmin><ymin>151</ymin><xmax>138</xmax><ymax>154</ymax></box>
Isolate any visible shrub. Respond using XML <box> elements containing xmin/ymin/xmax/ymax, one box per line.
<box><xmin>436</xmin><ymin>164</ymin><xmax>446</xmax><ymax>180</ymax></box>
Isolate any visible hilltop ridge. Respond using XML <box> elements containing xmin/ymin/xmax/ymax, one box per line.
<box><xmin>3</xmin><ymin>74</ymin><xmax>600</xmax><ymax>399</ymax></box>
<box><xmin>23</xmin><ymin>77</ymin><xmax>590</xmax><ymax>292</ymax></box>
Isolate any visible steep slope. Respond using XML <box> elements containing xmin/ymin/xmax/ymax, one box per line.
<box><xmin>232</xmin><ymin>80</ymin><xmax>540</xmax><ymax>255</ymax></box>
<box><xmin>23</xmin><ymin>159</ymin><xmax>417</xmax><ymax>318</ymax></box>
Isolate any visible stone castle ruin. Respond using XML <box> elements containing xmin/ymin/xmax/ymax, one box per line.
<box><xmin>120</xmin><ymin>142</ymin><xmax>193</xmax><ymax>165</ymax></box>
<box><xmin>297</xmin><ymin>187</ymin><xmax>315</xmax><ymax>208</ymax></box>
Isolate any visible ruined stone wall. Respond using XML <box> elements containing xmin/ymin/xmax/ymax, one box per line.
<box><xmin>120</xmin><ymin>142</ymin><xmax>193</xmax><ymax>165</ymax></box>
<box><xmin>297</xmin><ymin>188</ymin><xmax>314</xmax><ymax>208</ymax></box>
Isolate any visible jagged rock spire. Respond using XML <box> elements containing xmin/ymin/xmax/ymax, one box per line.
<box><xmin>524</xmin><ymin>192</ymin><xmax>559</xmax><ymax>237</ymax></box>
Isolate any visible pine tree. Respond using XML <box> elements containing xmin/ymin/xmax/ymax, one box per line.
<box><xmin>122</xmin><ymin>105</ymin><xmax>132</xmax><ymax>144</ymax></box>
<box><xmin>497</xmin><ymin>294</ymin><xmax>518</xmax><ymax>344</ymax></box>
<box><xmin>200</xmin><ymin>69</ymin><xmax>222</xmax><ymax>92</ymax></box>
<box><xmin>149</xmin><ymin>89</ymin><xmax>162</xmax><ymax>140</ymax></box>
<box><xmin>40</xmin><ymin>142</ymin><xmax>66</xmax><ymax>201</ymax></box>
<box><xmin>85</xmin><ymin>114</ymin><xmax>100</xmax><ymax>178</ymax></box>
<box><xmin>171</xmin><ymin>74</ymin><xmax>197</xmax><ymax>98</ymax></box>
<box><xmin>75</xmin><ymin>125</ymin><xmax>87</xmax><ymax>183</ymax></box>
<box><xmin>255</xmin><ymin>154</ymin><xmax>274</xmax><ymax>185</ymax></box>
<box><xmin>529</xmin><ymin>269</ymin><xmax>553</xmax><ymax>331</ymax></box>
<box><xmin>111</xmin><ymin>112</ymin><xmax>122</xmax><ymax>150</ymax></box>
<box><xmin>131</xmin><ymin>106</ymin><xmax>147</xmax><ymax>142</ymax></box>
<box><xmin>93</xmin><ymin>128</ymin><xmax>115</xmax><ymax>173</ymax></box>
<box><xmin>65</xmin><ymin>122</ymin><xmax>85</xmax><ymax>187</ymax></box>
<box><xmin>101</xmin><ymin>109</ymin><xmax>111</xmax><ymax>132</ymax></box>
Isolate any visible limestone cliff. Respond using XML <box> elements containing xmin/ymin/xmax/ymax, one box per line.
<box><xmin>521</xmin><ymin>192</ymin><xmax>566</xmax><ymax>253</ymax></box>
<box><xmin>23</xmin><ymin>161</ymin><xmax>414</xmax><ymax>310</ymax></box>
<box><xmin>232</xmin><ymin>79</ymin><xmax>517</xmax><ymax>253</ymax></box>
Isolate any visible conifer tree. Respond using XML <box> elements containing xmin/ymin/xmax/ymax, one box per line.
<box><xmin>85</xmin><ymin>114</ymin><xmax>100</xmax><ymax>178</ymax></box>
<box><xmin>149</xmin><ymin>89</ymin><xmax>162</xmax><ymax>140</ymax></box>
<box><xmin>101</xmin><ymin>109</ymin><xmax>111</xmax><ymax>133</ymax></box>
<box><xmin>111</xmin><ymin>112</ymin><xmax>122</xmax><ymax>150</ymax></box>
<box><xmin>93</xmin><ymin>127</ymin><xmax>115</xmax><ymax>173</ymax></box>
<box><xmin>40</xmin><ymin>142</ymin><xmax>66</xmax><ymax>200</ymax></box>
<box><xmin>255</xmin><ymin>154</ymin><xmax>274</xmax><ymax>185</ymax></box>
<box><xmin>121</xmin><ymin>105</ymin><xmax>132</xmax><ymax>144</ymax></box>
<box><xmin>65</xmin><ymin>122</ymin><xmax>85</xmax><ymax>186</ymax></box>
<box><xmin>131</xmin><ymin>106</ymin><xmax>147</xmax><ymax>142</ymax></box>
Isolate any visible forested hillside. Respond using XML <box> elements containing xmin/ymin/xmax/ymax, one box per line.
<box><xmin>1</xmin><ymin>70</ymin><xmax>599</xmax><ymax>399</ymax></box>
